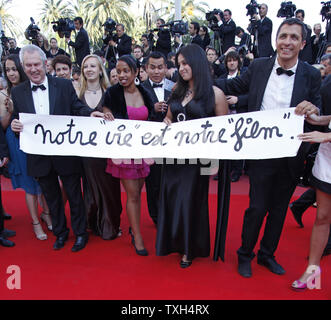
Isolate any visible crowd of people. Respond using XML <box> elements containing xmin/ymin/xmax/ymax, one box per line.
<box><xmin>0</xmin><ymin>3</ymin><xmax>330</xmax><ymax>292</ymax></box>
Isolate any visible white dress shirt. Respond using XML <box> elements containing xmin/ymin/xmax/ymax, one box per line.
<box><xmin>149</xmin><ymin>79</ymin><xmax>165</xmax><ymax>102</ymax></box>
<box><xmin>261</xmin><ymin>57</ymin><xmax>298</xmax><ymax>111</ymax></box>
<box><xmin>31</xmin><ymin>77</ymin><xmax>50</xmax><ymax>115</ymax></box>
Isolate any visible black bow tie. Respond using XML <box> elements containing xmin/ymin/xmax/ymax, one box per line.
<box><xmin>276</xmin><ymin>67</ymin><xmax>294</xmax><ymax>77</ymax></box>
<box><xmin>32</xmin><ymin>84</ymin><xmax>46</xmax><ymax>91</ymax></box>
<box><xmin>152</xmin><ymin>83</ymin><xmax>163</xmax><ymax>88</ymax></box>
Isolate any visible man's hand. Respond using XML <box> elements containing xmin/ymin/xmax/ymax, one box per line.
<box><xmin>154</xmin><ymin>102</ymin><xmax>167</xmax><ymax>113</ymax></box>
<box><xmin>11</xmin><ymin>119</ymin><xmax>23</xmax><ymax>132</ymax></box>
<box><xmin>295</xmin><ymin>101</ymin><xmax>319</xmax><ymax>118</ymax></box>
<box><xmin>215</xmin><ymin>13</ymin><xmax>222</xmax><ymax>22</ymax></box>
<box><xmin>109</xmin><ymin>40</ymin><xmax>116</xmax><ymax>47</ymax></box>
<box><xmin>226</xmin><ymin>96</ymin><xmax>238</xmax><ymax>105</ymax></box>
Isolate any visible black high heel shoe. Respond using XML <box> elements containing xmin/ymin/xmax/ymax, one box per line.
<box><xmin>129</xmin><ymin>229</ymin><xmax>148</xmax><ymax>256</ymax></box>
<box><xmin>180</xmin><ymin>260</ymin><xmax>192</xmax><ymax>268</ymax></box>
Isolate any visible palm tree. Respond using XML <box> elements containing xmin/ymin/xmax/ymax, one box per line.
<box><xmin>83</xmin><ymin>0</ymin><xmax>134</xmax><ymax>49</ymax></box>
<box><xmin>0</xmin><ymin>0</ymin><xmax>23</xmax><ymax>39</ymax></box>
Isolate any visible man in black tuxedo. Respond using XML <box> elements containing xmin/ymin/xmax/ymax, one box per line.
<box><xmin>142</xmin><ymin>52</ymin><xmax>171</xmax><ymax>224</ymax></box>
<box><xmin>251</xmin><ymin>3</ymin><xmax>274</xmax><ymax>58</ymax></box>
<box><xmin>8</xmin><ymin>38</ymin><xmax>20</xmax><ymax>55</ymax></box>
<box><xmin>109</xmin><ymin>24</ymin><xmax>132</xmax><ymax>58</ymax></box>
<box><xmin>11</xmin><ymin>45</ymin><xmax>104</xmax><ymax>252</ymax></box>
<box><xmin>295</xmin><ymin>9</ymin><xmax>313</xmax><ymax>64</ymax></box>
<box><xmin>189</xmin><ymin>22</ymin><xmax>203</xmax><ymax>48</ymax></box>
<box><xmin>216</xmin><ymin>18</ymin><xmax>321</xmax><ymax>278</ymax></box>
<box><xmin>66</xmin><ymin>17</ymin><xmax>90</xmax><ymax>67</ymax></box>
<box><xmin>0</xmin><ymin>127</ymin><xmax>14</xmax><ymax>247</ymax></box>
<box><xmin>215</xmin><ymin>9</ymin><xmax>236</xmax><ymax>54</ymax></box>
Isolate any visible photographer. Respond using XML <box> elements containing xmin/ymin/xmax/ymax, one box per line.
<box><xmin>189</xmin><ymin>22</ymin><xmax>203</xmax><ymax>48</ymax></box>
<box><xmin>250</xmin><ymin>3</ymin><xmax>274</xmax><ymax>57</ymax></box>
<box><xmin>141</xmin><ymin>34</ymin><xmax>152</xmax><ymax>57</ymax></box>
<box><xmin>155</xmin><ymin>18</ymin><xmax>172</xmax><ymax>57</ymax></box>
<box><xmin>295</xmin><ymin>9</ymin><xmax>313</xmax><ymax>64</ymax></box>
<box><xmin>47</xmin><ymin>38</ymin><xmax>69</xmax><ymax>59</ymax></box>
<box><xmin>311</xmin><ymin>23</ymin><xmax>325</xmax><ymax>63</ymax></box>
<box><xmin>108</xmin><ymin>24</ymin><xmax>132</xmax><ymax>59</ymax></box>
<box><xmin>65</xmin><ymin>17</ymin><xmax>90</xmax><ymax>67</ymax></box>
<box><xmin>199</xmin><ymin>25</ymin><xmax>211</xmax><ymax>50</ymax></box>
<box><xmin>8</xmin><ymin>38</ymin><xmax>20</xmax><ymax>54</ymax></box>
<box><xmin>236</xmin><ymin>27</ymin><xmax>252</xmax><ymax>50</ymax></box>
<box><xmin>215</xmin><ymin>9</ymin><xmax>236</xmax><ymax>53</ymax></box>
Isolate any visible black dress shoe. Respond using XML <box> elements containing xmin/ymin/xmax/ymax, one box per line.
<box><xmin>53</xmin><ymin>235</ymin><xmax>68</xmax><ymax>250</ymax></box>
<box><xmin>289</xmin><ymin>204</ymin><xmax>304</xmax><ymax>228</ymax></box>
<box><xmin>231</xmin><ymin>173</ymin><xmax>241</xmax><ymax>182</ymax></box>
<box><xmin>180</xmin><ymin>260</ymin><xmax>192</xmax><ymax>268</ymax></box>
<box><xmin>71</xmin><ymin>235</ymin><xmax>88</xmax><ymax>252</ymax></box>
<box><xmin>3</xmin><ymin>212</ymin><xmax>12</xmax><ymax>220</ymax></box>
<box><xmin>1</xmin><ymin>229</ymin><xmax>16</xmax><ymax>238</ymax></box>
<box><xmin>0</xmin><ymin>236</ymin><xmax>15</xmax><ymax>247</ymax></box>
<box><xmin>257</xmin><ymin>257</ymin><xmax>285</xmax><ymax>275</ymax></box>
<box><xmin>238</xmin><ymin>261</ymin><xmax>252</xmax><ymax>278</ymax></box>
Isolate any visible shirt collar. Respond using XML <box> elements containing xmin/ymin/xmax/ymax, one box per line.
<box><xmin>149</xmin><ymin>79</ymin><xmax>164</xmax><ymax>87</ymax></box>
<box><xmin>274</xmin><ymin>56</ymin><xmax>298</xmax><ymax>74</ymax></box>
<box><xmin>30</xmin><ymin>76</ymin><xmax>48</xmax><ymax>90</ymax></box>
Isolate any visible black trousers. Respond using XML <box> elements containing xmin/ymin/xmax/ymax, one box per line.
<box><xmin>0</xmin><ymin>183</ymin><xmax>3</xmax><ymax>233</ymax></box>
<box><xmin>37</xmin><ymin>168</ymin><xmax>87</xmax><ymax>238</ymax></box>
<box><xmin>145</xmin><ymin>163</ymin><xmax>162</xmax><ymax>225</ymax></box>
<box><xmin>237</xmin><ymin>159</ymin><xmax>297</xmax><ymax>261</ymax></box>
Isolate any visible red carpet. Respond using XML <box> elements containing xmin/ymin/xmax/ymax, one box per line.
<box><xmin>0</xmin><ymin>177</ymin><xmax>330</xmax><ymax>300</ymax></box>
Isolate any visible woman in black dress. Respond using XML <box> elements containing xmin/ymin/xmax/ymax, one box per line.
<box><xmin>156</xmin><ymin>44</ymin><xmax>228</xmax><ymax>268</ymax></box>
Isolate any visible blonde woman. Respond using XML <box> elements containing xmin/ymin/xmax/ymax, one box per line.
<box><xmin>78</xmin><ymin>54</ymin><xmax>122</xmax><ymax>240</ymax></box>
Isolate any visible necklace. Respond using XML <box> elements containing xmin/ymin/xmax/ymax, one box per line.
<box><xmin>86</xmin><ymin>86</ymin><xmax>101</xmax><ymax>94</ymax></box>
<box><xmin>185</xmin><ymin>89</ymin><xmax>193</xmax><ymax>98</ymax></box>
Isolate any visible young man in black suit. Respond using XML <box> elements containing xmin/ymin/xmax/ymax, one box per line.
<box><xmin>66</xmin><ymin>17</ymin><xmax>90</xmax><ymax>67</ymax></box>
<box><xmin>295</xmin><ymin>9</ymin><xmax>313</xmax><ymax>64</ymax></box>
<box><xmin>189</xmin><ymin>22</ymin><xmax>203</xmax><ymax>48</ymax></box>
<box><xmin>216</xmin><ymin>18</ymin><xmax>321</xmax><ymax>278</ymax></box>
<box><xmin>109</xmin><ymin>24</ymin><xmax>132</xmax><ymax>58</ymax></box>
<box><xmin>11</xmin><ymin>45</ymin><xmax>104</xmax><ymax>252</ymax></box>
<box><xmin>142</xmin><ymin>52</ymin><xmax>171</xmax><ymax>225</ymax></box>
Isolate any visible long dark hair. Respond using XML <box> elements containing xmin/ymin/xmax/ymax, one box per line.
<box><xmin>3</xmin><ymin>54</ymin><xmax>28</xmax><ymax>95</ymax></box>
<box><xmin>170</xmin><ymin>44</ymin><xmax>214</xmax><ymax>113</ymax></box>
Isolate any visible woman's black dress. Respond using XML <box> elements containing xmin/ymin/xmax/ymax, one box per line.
<box><xmin>156</xmin><ymin>98</ymin><xmax>214</xmax><ymax>260</ymax></box>
<box><xmin>81</xmin><ymin>94</ymin><xmax>122</xmax><ymax>240</ymax></box>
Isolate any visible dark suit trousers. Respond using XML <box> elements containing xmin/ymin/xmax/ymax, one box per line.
<box><xmin>37</xmin><ymin>168</ymin><xmax>87</xmax><ymax>238</ymax></box>
<box><xmin>145</xmin><ymin>163</ymin><xmax>162</xmax><ymax>224</ymax></box>
<box><xmin>0</xmin><ymin>183</ymin><xmax>3</xmax><ymax>233</ymax></box>
<box><xmin>237</xmin><ymin>159</ymin><xmax>297</xmax><ymax>261</ymax></box>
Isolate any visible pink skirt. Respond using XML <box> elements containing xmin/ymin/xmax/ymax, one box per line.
<box><xmin>106</xmin><ymin>159</ymin><xmax>151</xmax><ymax>180</ymax></box>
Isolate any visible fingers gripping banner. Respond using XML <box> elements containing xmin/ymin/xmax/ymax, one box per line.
<box><xmin>19</xmin><ymin>109</ymin><xmax>304</xmax><ymax>160</ymax></box>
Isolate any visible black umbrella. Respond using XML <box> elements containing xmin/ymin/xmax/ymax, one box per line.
<box><xmin>213</xmin><ymin>160</ymin><xmax>231</xmax><ymax>262</ymax></box>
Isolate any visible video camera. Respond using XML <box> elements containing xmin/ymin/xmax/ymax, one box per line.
<box><xmin>102</xmin><ymin>17</ymin><xmax>117</xmax><ymax>44</ymax></box>
<box><xmin>321</xmin><ymin>1</ymin><xmax>331</xmax><ymax>21</ymax></box>
<box><xmin>25</xmin><ymin>17</ymin><xmax>40</xmax><ymax>42</ymax></box>
<box><xmin>159</xmin><ymin>20</ymin><xmax>188</xmax><ymax>37</ymax></box>
<box><xmin>51</xmin><ymin>18</ymin><xmax>75</xmax><ymax>38</ymax></box>
<box><xmin>246</xmin><ymin>0</ymin><xmax>261</xmax><ymax>17</ymax></box>
<box><xmin>206</xmin><ymin>9</ymin><xmax>224</xmax><ymax>31</ymax></box>
<box><xmin>277</xmin><ymin>1</ymin><xmax>297</xmax><ymax>19</ymax></box>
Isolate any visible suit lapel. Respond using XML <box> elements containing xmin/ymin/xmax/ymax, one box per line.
<box><xmin>23</xmin><ymin>81</ymin><xmax>36</xmax><ymax>113</ymax></box>
<box><xmin>165</xmin><ymin>89</ymin><xmax>171</xmax><ymax>101</ymax></box>
<box><xmin>145</xmin><ymin>79</ymin><xmax>158</xmax><ymax>103</ymax></box>
<box><xmin>256</xmin><ymin>56</ymin><xmax>276</xmax><ymax>110</ymax></box>
<box><xmin>48</xmin><ymin>75</ymin><xmax>57</xmax><ymax>115</ymax></box>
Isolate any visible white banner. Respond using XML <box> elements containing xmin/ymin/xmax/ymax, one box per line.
<box><xmin>19</xmin><ymin>109</ymin><xmax>304</xmax><ymax>160</ymax></box>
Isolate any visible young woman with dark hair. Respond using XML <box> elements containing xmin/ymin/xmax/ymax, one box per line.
<box><xmin>103</xmin><ymin>55</ymin><xmax>154</xmax><ymax>256</ymax></box>
<box><xmin>156</xmin><ymin>44</ymin><xmax>228</xmax><ymax>268</ymax></box>
<box><xmin>0</xmin><ymin>54</ymin><xmax>51</xmax><ymax>240</ymax></box>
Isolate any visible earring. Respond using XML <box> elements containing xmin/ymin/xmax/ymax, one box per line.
<box><xmin>134</xmin><ymin>77</ymin><xmax>140</xmax><ymax>86</ymax></box>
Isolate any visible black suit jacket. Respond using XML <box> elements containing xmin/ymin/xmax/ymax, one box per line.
<box><xmin>0</xmin><ymin>125</ymin><xmax>8</xmax><ymax>159</ymax></box>
<box><xmin>219</xmin><ymin>19</ymin><xmax>236</xmax><ymax>53</ymax></box>
<box><xmin>216</xmin><ymin>56</ymin><xmax>321</xmax><ymax>179</ymax></box>
<box><xmin>11</xmin><ymin>76</ymin><xmax>92</xmax><ymax>178</ymax></box>
<box><xmin>142</xmin><ymin>79</ymin><xmax>171</xmax><ymax>122</ymax></box>
<box><xmin>191</xmin><ymin>34</ymin><xmax>204</xmax><ymax>48</ymax></box>
<box><xmin>321</xmin><ymin>74</ymin><xmax>331</xmax><ymax>116</ymax></box>
<box><xmin>68</xmin><ymin>28</ymin><xmax>90</xmax><ymax>67</ymax></box>
<box><xmin>299</xmin><ymin>24</ymin><xmax>313</xmax><ymax>64</ymax></box>
<box><xmin>113</xmin><ymin>33</ymin><xmax>132</xmax><ymax>57</ymax></box>
<box><xmin>102</xmin><ymin>83</ymin><xmax>154</xmax><ymax>120</ymax></box>
<box><xmin>256</xmin><ymin>17</ymin><xmax>274</xmax><ymax>57</ymax></box>
<box><xmin>156</xmin><ymin>29</ymin><xmax>172</xmax><ymax>57</ymax></box>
